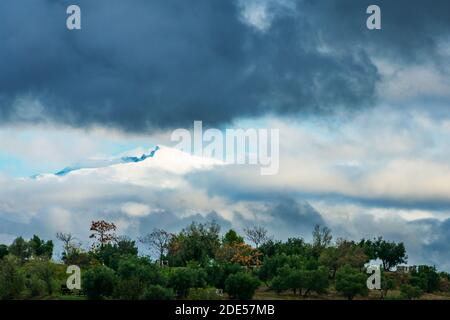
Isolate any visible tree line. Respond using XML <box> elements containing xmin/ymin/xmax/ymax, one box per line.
<box><xmin>0</xmin><ymin>221</ymin><xmax>449</xmax><ymax>300</ymax></box>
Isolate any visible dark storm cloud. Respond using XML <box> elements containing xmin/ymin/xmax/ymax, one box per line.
<box><xmin>416</xmin><ymin>218</ymin><xmax>450</xmax><ymax>269</ymax></box>
<box><xmin>259</xmin><ymin>198</ymin><xmax>326</xmax><ymax>240</ymax></box>
<box><xmin>307</xmin><ymin>0</ymin><xmax>450</xmax><ymax>63</ymax></box>
<box><xmin>136</xmin><ymin>198</ymin><xmax>325</xmax><ymax>242</ymax></box>
<box><xmin>0</xmin><ymin>0</ymin><xmax>448</xmax><ymax>131</ymax></box>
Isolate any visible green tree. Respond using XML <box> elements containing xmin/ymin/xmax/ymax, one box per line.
<box><xmin>0</xmin><ymin>255</ymin><xmax>26</xmax><ymax>299</ymax></box>
<box><xmin>376</xmin><ymin>238</ymin><xmax>407</xmax><ymax>271</ymax></box>
<box><xmin>29</xmin><ymin>235</ymin><xmax>53</xmax><ymax>259</ymax></box>
<box><xmin>400</xmin><ymin>284</ymin><xmax>423</xmax><ymax>300</ymax></box>
<box><xmin>320</xmin><ymin>240</ymin><xmax>368</xmax><ymax>278</ymax></box>
<box><xmin>275</xmin><ymin>266</ymin><xmax>328</xmax><ymax>297</ymax></box>
<box><xmin>366</xmin><ymin>237</ymin><xmax>407</xmax><ymax>271</ymax></box>
<box><xmin>335</xmin><ymin>265</ymin><xmax>368</xmax><ymax>300</ymax></box>
<box><xmin>222</xmin><ymin>230</ymin><xmax>244</xmax><ymax>246</ymax></box>
<box><xmin>312</xmin><ymin>225</ymin><xmax>332</xmax><ymax>257</ymax></box>
<box><xmin>63</xmin><ymin>247</ymin><xmax>95</xmax><ymax>267</ymax></box>
<box><xmin>380</xmin><ymin>271</ymin><xmax>395</xmax><ymax>299</ymax></box>
<box><xmin>168</xmin><ymin>222</ymin><xmax>221</xmax><ymax>266</ymax></box>
<box><xmin>270</xmin><ymin>275</ymin><xmax>289</xmax><ymax>293</ymax></box>
<box><xmin>305</xmin><ymin>267</ymin><xmax>329</xmax><ymax>296</ymax></box>
<box><xmin>258</xmin><ymin>254</ymin><xmax>306</xmax><ymax>283</ymax></box>
<box><xmin>83</xmin><ymin>266</ymin><xmax>117</xmax><ymax>300</ymax></box>
<box><xmin>141</xmin><ymin>285</ymin><xmax>174</xmax><ymax>300</ymax></box>
<box><xmin>9</xmin><ymin>237</ymin><xmax>31</xmax><ymax>262</ymax></box>
<box><xmin>205</xmin><ymin>262</ymin><xmax>242</xmax><ymax>289</ymax></box>
<box><xmin>168</xmin><ymin>267</ymin><xmax>207</xmax><ymax>298</ymax></box>
<box><xmin>114</xmin><ymin>256</ymin><xmax>167</xmax><ymax>299</ymax></box>
<box><xmin>410</xmin><ymin>265</ymin><xmax>440</xmax><ymax>293</ymax></box>
<box><xmin>0</xmin><ymin>244</ymin><xmax>9</xmax><ymax>260</ymax></box>
<box><xmin>225</xmin><ymin>272</ymin><xmax>260</xmax><ymax>300</ymax></box>
<box><xmin>24</xmin><ymin>260</ymin><xmax>56</xmax><ymax>296</ymax></box>
<box><xmin>96</xmin><ymin>237</ymin><xmax>139</xmax><ymax>270</ymax></box>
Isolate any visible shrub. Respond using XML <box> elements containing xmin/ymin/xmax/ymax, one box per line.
<box><xmin>114</xmin><ymin>257</ymin><xmax>167</xmax><ymax>299</ymax></box>
<box><xmin>114</xmin><ymin>278</ymin><xmax>145</xmax><ymax>300</ymax></box>
<box><xmin>225</xmin><ymin>272</ymin><xmax>260</xmax><ymax>300</ymax></box>
<box><xmin>400</xmin><ymin>284</ymin><xmax>423</xmax><ymax>300</ymax></box>
<box><xmin>27</xmin><ymin>276</ymin><xmax>47</xmax><ymax>298</ymax></box>
<box><xmin>168</xmin><ymin>267</ymin><xmax>207</xmax><ymax>298</ymax></box>
<box><xmin>0</xmin><ymin>255</ymin><xmax>26</xmax><ymax>300</ymax></box>
<box><xmin>24</xmin><ymin>260</ymin><xmax>57</xmax><ymax>296</ymax></box>
<box><xmin>83</xmin><ymin>266</ymin><xmax>117</xmax><ymax>299</ymax></box>
<box><xmin>205</xmin><ymin>263</ymin><xmax>242</xmax><ymax>289</ymax></box>
<box><xmin>410</xmin><ymin>265</ymin><xmax>440</xmax><ymax>293</ymax></box>
<box><xmin>306</xmin><ymin>267</ymin><xmax>329</xmax><ymax>296</ymax></box>
<box><xmin>270</xmin><ymin>275</ymin><xmax>288</xmax><ymax>293</ymax></box>
<box><xmin>187</xmin><ymin>288</ymin><xmax>223</xmax><ymax>300</ymax></box>
<box><xmin>335</xmin><ymin>265</ymin><xmax>368</xmax><ymax>300</ymax></box>
<box><xmin>141</xmin><ymin>285</ymin><xmax>174</xmax><ymax>300</ymax></box>
<box><xmin>0</xmin><ymin>244</ymin><xmax>9</xmax><ymax>260</ymax></box>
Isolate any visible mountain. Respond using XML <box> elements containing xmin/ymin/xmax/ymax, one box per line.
<box><xmin>33</xmin><ymin>145</ymin><xmax>223</xmax><ymax>181</ymax></box>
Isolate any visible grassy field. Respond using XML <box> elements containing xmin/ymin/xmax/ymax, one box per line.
<box><xmin>253</xmin><ymin>287</ymin><xmax>450</xmax><ymax>300</ymax></box>
<box><xmin>47</xmin><ymin>287</ymin><xmax>450</xmax><ymax>300</ymax></box>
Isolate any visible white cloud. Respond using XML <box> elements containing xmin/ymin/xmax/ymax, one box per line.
<box><xmin>121</xmin><ymin>202</ymin><xmax>152</xmax><ymax>217</ymax></box>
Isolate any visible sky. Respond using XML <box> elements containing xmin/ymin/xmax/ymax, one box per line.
<box><xmin>0</xmin><ymin>0</ymin><xmax>450</xmax><ymax>270</ymax></box>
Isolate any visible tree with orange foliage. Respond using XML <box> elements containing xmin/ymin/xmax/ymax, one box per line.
<box><xmin>216</xmin><ymin>242</ymin><xmax>262</xmax><ymax>268</ymax></box>
<box><xmin>89</xmin><ymin>220</ymin><xmax>117</xmax><ymax>248</ymax></box>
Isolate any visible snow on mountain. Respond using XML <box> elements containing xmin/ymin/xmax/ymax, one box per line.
<box><xmin>33</xmin><ymin>145</ymin><xmax>224</xmax><ymax>186</ymax></box>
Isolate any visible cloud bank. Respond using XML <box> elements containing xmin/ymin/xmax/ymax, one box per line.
<box><xmin>1</xmin><ymin>0</ymin><xmax>449</xmax><ymax>131</ymax></box>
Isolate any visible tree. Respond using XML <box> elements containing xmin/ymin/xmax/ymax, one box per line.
<box><xmin>168</xmin><ymin>267</ymin><xmax>207</xmax><ymax>298</ymax></box>
<box><xmin>9</xmin><ymin>237</ymin><xmax>31</xmax><ymax>263</ymax></box>
<box><xmin>29</xmin><ymin>235</ymin><xmax>53</xmax><ymax>259</ymax></box>
<box><xmin>400</xmin><ymin>284</ymin><xmax>423</xmax><ymax>300</ymax></box>
<box><xmin>83</xmin><ymin>266</ymin><xmax>117</xmax><ymax>300</ymax></box>
<box><xmin>96</xmin><ymin>238</ymin><xmax>139</xmax><ymax>270</ymax></box>
<box><xmin>225</xmin><ymin>272</ymin><xmax>260</xmax><ymax>300</ymax></box>
<box><xmin>259</xmin><ymin>238</ymin><xmax>310</xmax><ymax>258</ymax></box>
<box><xmin>0</xmin><ymin>255</ymin><xmax>25</xmax><ymax>299</ymax></box>
<box><xmin>320</xmin><ymin>240</ymin><xmax>368</xmax><ymax>278</ymax></box>
<box><xmin>379</xmin><ymin>271</ymin><xmax>395</xmax><ymax>299</ymax></box>
<box><xmin>168</xmin><ymin>222</ymin><xmax>221</xmax><ymax>266</ymax></box>
<box><xmin>215</xmin><ymin>242</ymin><xmax>262</xmax><ymax>267</ymax></box>
<box><xmin>258</xmin><ymin>254</ymin><xmax>307</xmax><ymax>284</ymax></box>
<box><xmin>139</xmin><ymin>228</ymin><xmax>173</xmax><ymax>266</ymax></box>
<box><xmin>244</xmin><ymin>226</ymin><xmax>271</xmax><ymax>248</ymax></box>
<box><xmin>89</xmin><ymin>220</ymin><xmax>117</xmax><ymax>249</ymax></box>
<box><xmin>364</xmin><ymin>237</ymin><xmax>407</xmax><ymax>271</ymax></box>
<box><xmin>56</xmin><ymin>232</ymin><xmax>77</xmax><ymax>259</ymax></box>
<box><xmin>62</xmin><ymin>246</ymin><xmax>94</xmax><ymax>267</ymax></box>
<box><xmin>276</xmin><ymin>266</ymin><xmax>306</xmax><ymax>295</ymax></box>
<box><xmin>374</xmin><ymin>237</ymin><xmax>407</xmax><ymax>271</ymax></box>
<box><xmin>410</xmin><ymin>265</ymin><xmax>440</xmax><ymax>293</ymax></box>
<box><xmin>0</xmin><ymin>244</ymin><xmax>9</xmax><ymax>260</ymax></box>
<box><xmin>116</xmin><ymin>236</ymin><xmax>139</xmax><ymax>256</ymax></box>
<box><xmin>141</xmin><ymin>285</ymin><xmax>174</xmax><ymax>300</ymax></box>
<box><xmin>222</xmin><ymin>229</ymin><xmax>244</xmax><ymax>246</ymax></box>
<box><xmin>306</xmin><ymin>267</ymin><xmax>329</xmax><ymax>297</ymax></box>
<box><xmin>114</xmin><ymin>256</ymin><xmax>166</xmax><ymax>299</ymax></box>
<box><xmin>205</xmin><ymin>262</ymin><xmax>242</xmax><ymax>290</ymax></box>
<box><xmin>312</xmin><ymin>225</ymin><xmax>332</xmax><ymax>256</ymax></box>
<box><xmin>335</xmin><ymin>265</ymin><xmax>368</xmax><ymax>300</ymax></box>
<box><xmin>25</xmin><ymin>260</ymin><xmax>56</xmax><ymax>296</ymax></box>
<box><xmin>274</xmin><ymin>266</ymin><xmax>328</xmax><ymax>297</ymax></box>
